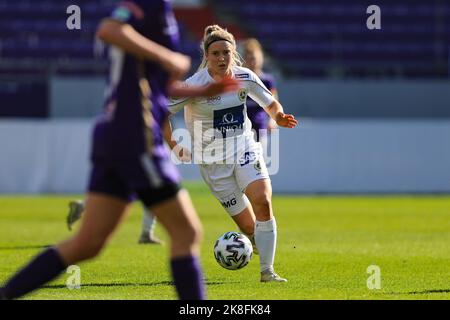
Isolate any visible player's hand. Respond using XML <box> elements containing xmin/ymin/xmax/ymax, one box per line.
<box><xmin>202</xmin><ymin>75</ymin><xmax>240</xmax><ymax>97</ymax></box>
<box><xmin>161</xmin><ymin>52</ymin><xmax>191</xmax><ymax>80</ymax></box>
<box><xmin>172</xmin><ymin>144</ymin><xmax>192</xmax><ymax>162</ymax></box>
<box><xmin>275</xmin><ymin>112</ymin><xmax>298</xmax><ymax>128</ymax></box>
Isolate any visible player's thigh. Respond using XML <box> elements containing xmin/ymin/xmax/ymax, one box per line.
<box><xmin>78</xmin><ymin>160</ymin><xmax>133</xmax><ymax>243</ymax></box>
<box><xmin>149</xmin><ymin>189</ymin><xmax>202</xmax><ymax>245</ymax></box>
<box><xmin>236</xmin><ymin>151</ymin><xmax>270</xmax><ymax>193</ymax></box>
<box><xmin>245</xmin><ymin>178</ymin><xmax>273</xmax><ymax>203</ymax></box>
<box><xmin>238</xmin><ymin>153</ymin><xmax>273</xmax><ymax>219</ymax></box>
<box><xmin>57</xmin><ymin>193</ymin><xmax>129</xmax><ymax>264</ymax></box>
<box><xmin>134</xmin><ymin>180</ymin><xmax>199</xmax><ymax>235</ymax></box>
<box><xmin>76</xmin><ymin>193</ymin><xmax>130</xmax><ymax>243</ymax></box>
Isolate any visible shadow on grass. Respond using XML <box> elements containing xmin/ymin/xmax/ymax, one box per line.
<box><xmin>0</xmin><ymin>245</ymin><xmax>52</xmax><ymax>250</ymax></box>
<box><xmin>389</xmin><ymin>289</ymin><xmax>450</xmax><ymax>295</ymax></box>
<box><xmin>406</xmin><ymin>289</ymin><xmax>450</xmax><ymax>295</ymax></box>
<box><xmin>42</xmin><ymin>281</ymin><xmax>235</xmax><ymax>289</ymax></box>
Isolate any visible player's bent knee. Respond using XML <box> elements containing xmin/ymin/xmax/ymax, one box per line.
<box><xmin>188</xmin><ymin>223</ymin><xmax>203</xmax><ymax>245</ymax></box>
<box><xmin>252</xmin><ymin>198</ymin><xmax>272</xmax><ymax>221</ymax></box>
<box><xmin>194</xmin><ymin>222</ymin><xmax>204</xmax><ymax>243</ymax></box>
<box><xmin>255</xmin><ymin>195</ymin><xmax>272</xmax><ymax>210</ymax></box>
<box><xmin>171</xmin><ymin>222</ymin><xmax>202</xmax><ymax>249</ymax></box>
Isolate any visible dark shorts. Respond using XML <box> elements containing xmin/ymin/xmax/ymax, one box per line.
<box><xmin>88</xmin><ymin>154</ymin><xmax>181</xmax><ymax>208</ymax></box>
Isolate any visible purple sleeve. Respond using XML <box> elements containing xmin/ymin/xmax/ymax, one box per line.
<box><xmin>263</xmin><ymin>74</ymin><xmax>276</xmax><ymax>92</ymax></box>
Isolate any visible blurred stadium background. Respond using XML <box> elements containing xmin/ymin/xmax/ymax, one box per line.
<box><xmin>1</xmin><ymin>0</ymin><xmax>450</xmax><ymax>194</ymax></box>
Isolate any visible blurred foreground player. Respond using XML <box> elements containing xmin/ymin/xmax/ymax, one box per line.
<box><xmin>0</xmin><ymin>0</ymin><xmax>238</xmax><ymax>300</ymax></box>
<box><xmin>68</xmin><ymin>199</ymin><xmax>162</xmax><ymax>244</ymax></box>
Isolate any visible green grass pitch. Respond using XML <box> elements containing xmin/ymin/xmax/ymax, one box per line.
<box><xmin>1</xmin><ymin>182</ymin><xmax>449</xmax><ymax>300</ymax></box>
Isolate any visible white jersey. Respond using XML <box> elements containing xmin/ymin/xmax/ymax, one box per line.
<box><xmin>169</xmin><ymin>66</ymin><xmax>275</xmax><ymax>164</ymax></box>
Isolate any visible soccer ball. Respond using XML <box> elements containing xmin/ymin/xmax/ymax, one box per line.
<box><xmin>213</xmin><ymin>231</ymin><xmax>253</xmax><ymax>270</ymax></box>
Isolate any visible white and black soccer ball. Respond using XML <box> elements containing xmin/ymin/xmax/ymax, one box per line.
<box><xmin>213</xmin><ymin>232</ymin><xmax>253</xmax><ymax>270</ymax></box>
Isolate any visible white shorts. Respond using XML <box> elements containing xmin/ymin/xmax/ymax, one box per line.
<box><xmin>199</xmin><ymin>143</ymin><xmax>270</xmax><ymax>216</ymax></box>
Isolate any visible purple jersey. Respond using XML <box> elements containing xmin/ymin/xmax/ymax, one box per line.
<box><xmin>92</xmin><ymin>0</ymin><xmax>180</xmax><ymax>160</ymax></box>
<box><xmin>246</xmin><ymin>72</ymin><xmax>276</xmax><ymax>131</ymax></box>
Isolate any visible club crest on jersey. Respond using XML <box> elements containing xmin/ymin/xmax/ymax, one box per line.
<box><xmin>235</xmin><ymin>73</ymin><xmax>249</xmax><ymax>79</ymax></box>
<box><xmin>254</xmin><ymin>160</ymin><xmax>262</xmax><ymax>172</ymax></box>
<box><xmin>238</xmin><ymin>88</ymin><xmax>247</xmax><ymax>102</ymax></box>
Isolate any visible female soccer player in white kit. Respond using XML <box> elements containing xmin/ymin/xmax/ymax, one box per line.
<box><xmin>169</xmin><ymin>25</ymin><xmax>298</xmax><ymax>282</ymax></box>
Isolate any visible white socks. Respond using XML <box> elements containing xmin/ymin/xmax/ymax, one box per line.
<box><xmin>254</xmin><ymin>218</ymin><xmax>277</xmax><ymax>273</ymax></box>
<box><xmin>142</xmin><ymin>209</ymin><xmax>156</xmax><ymax>236</ymax></box>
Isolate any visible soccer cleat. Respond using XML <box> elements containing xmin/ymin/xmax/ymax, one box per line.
<box><xmin>66</xmin><ymin>200</ymin><xmax>85</xmax><ymax>231</ymax></box>
<box><xmin>138</xmin><ymin>232</ymin><xmax>163</xmax><ymax>245</ymax></box>
<box><xmin>260</xmin><ymin>269</ymin><xmax>288</xmax><ymax>283</ymax></box>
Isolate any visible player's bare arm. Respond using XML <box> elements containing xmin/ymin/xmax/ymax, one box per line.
<box><xmin>163</xmin><ymin>117</ymin><xmax>191</xmax><ymax>162</ymax></box>
<box><xmin>96</xmin><ymin>19</ymin><xmax>190</xmax><ymax>79</ymax></box>
<box><xmin>264</xmin><ymin>100</ymin><xmax>298</xmax><ymax>129</ymax></box>
<box><xmin>168</xmin><ymin>76</ymin><xmax>239</xmax><ymax>99</ymax></box>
